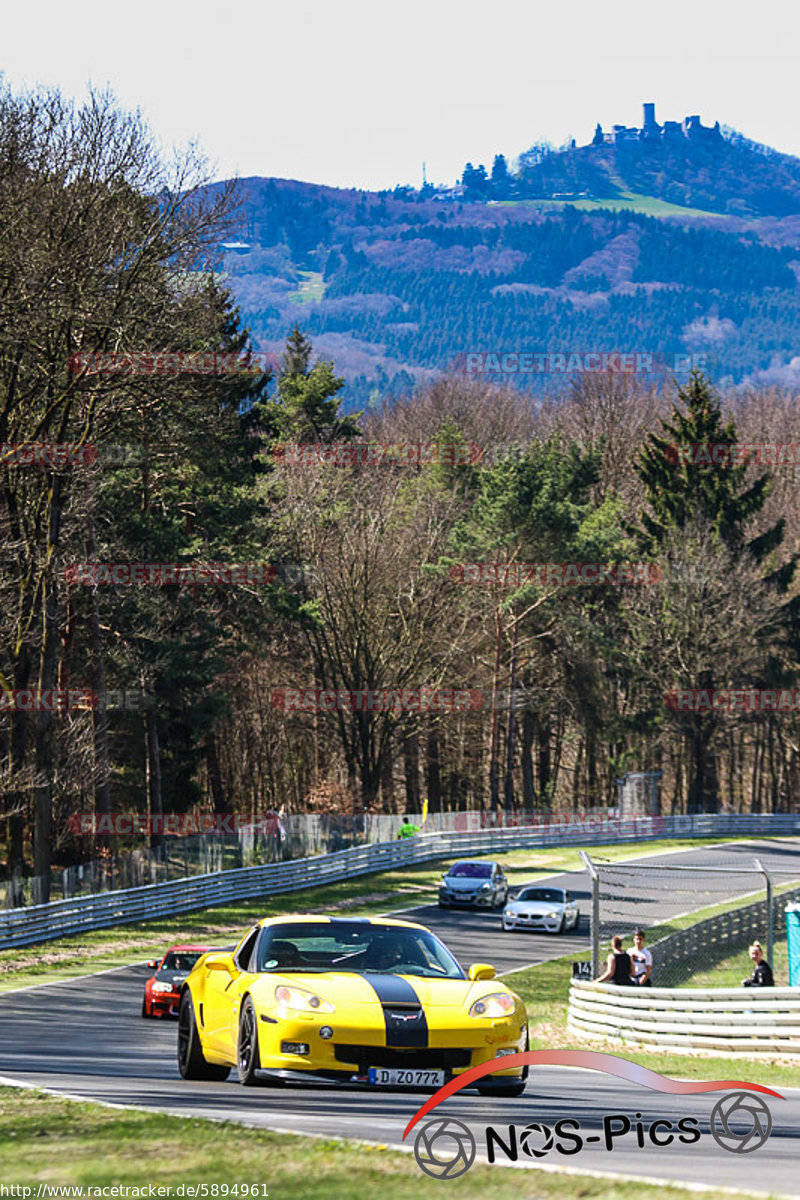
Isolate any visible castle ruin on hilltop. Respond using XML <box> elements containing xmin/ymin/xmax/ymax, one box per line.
<box><xmin>591</xmin><ymin>103</ymin><xmax>722</xmax><ymax>147</ymax></box>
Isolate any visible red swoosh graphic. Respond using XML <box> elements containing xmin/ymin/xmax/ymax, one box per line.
<box><xmin>402</xmin><ymin>1050</ymin><xmax>784</xmax><ymax>1139</ymax></box>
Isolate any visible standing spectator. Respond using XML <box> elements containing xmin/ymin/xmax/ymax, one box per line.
<box><xmin>595</xmin><ymin>934</ymin><xmax>635</xmax><ymax>985</ymax></box>
<box><xmin>742</xmin><ymin>941</ymin><xmax>774</xmax><ymax>987</ymax></box>
<box><xmin>630</xmin><ymin>927</ymin><xmax>653</xmax><ymax>986</ymax></box>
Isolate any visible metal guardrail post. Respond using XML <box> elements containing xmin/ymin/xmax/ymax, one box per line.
<box><xmin>580</xmin><ymin>849</ymin><xmax>600</xmax><ymax>977</ymax></box>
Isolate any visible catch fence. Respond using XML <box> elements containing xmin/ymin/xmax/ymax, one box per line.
<box><xmin>583</xmin><ymin>847</ymin><xmax>800</xmax><ymax>985</ymax></box>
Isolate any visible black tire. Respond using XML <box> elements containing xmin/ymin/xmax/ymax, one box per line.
<box><xmin>556</xmin><ymin>913</ymin><xmax>566</xmax><ymax>935</ymax></box>
<box><xmin>177</xmin><ymin>990</ymin><xmax>230</xmax><ymax>1082</ymax></box>
<box><xmin>477</xmin><ymin>1077</ymin><xmax>528</xmax><ymax>1097</ymax></box>
<box><xmin>237</xmin><ymin>995</ymin><xmax>261</xmax><ymax>1086</ymax></box>
<box><xmin>141</xmin><ymin>995</ymin><xmax>149</xmax><ymax>1018</ymax></box>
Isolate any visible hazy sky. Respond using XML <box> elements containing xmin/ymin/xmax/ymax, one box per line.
<box><xmin>4</xmin><ymin>0</ymin><xmax>799</xmax><ymax>191</ymax></box>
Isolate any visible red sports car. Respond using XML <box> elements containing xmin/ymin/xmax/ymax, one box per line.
<box><xmin>142</xmin><ymin>945</ymin><xmax>211</xmax><ymax>1018</ymax></box>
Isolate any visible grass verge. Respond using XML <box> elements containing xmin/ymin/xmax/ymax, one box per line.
<box><xmin>0</xmin><ymin>1087</ymin><xmax>778</xmax><ymax>1199</ymax></box>
<box><xmin>0</xmin><ymin>836</ymin><xmax>754</xmax><ymax>990</ymax></box>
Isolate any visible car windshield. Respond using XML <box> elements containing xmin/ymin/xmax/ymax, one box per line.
<box><xmin>160</xmin><ymin>951</ymin><xmax>203</xmax><ymax>972</ymax></box>
<box><xmin>516</xmin><ymin>888</ymin><xmax>565</xmax><ymax>904</ymax></box>
<box><xmin>448</xmin><ymin>863</ymin><xmax>491</xmax><ymax>879</ymax></box>
<box><xmin>256</xmin><ymin>921</ymin><xmax>465</xmax><ymax>978</ymax></box>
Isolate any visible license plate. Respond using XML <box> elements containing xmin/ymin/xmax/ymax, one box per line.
<box><xmin>368</xmin><ymin>1067</ymin><xmax>444</xmax><ymax>1087</ymax></box>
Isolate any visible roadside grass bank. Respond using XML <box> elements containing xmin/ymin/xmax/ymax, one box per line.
<box><xmin>0</xmin><ymin>836</ymin><xmax>751</xmax><ymax>990</ymax></box>
<box><xmin>0</xmin><ymin>1087</ymin><xmax>775</xmax><ymax>1200</ymax></box>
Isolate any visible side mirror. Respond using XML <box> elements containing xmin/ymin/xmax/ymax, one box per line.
<box><xmin>468</xmin><ymin>963</ymin><xmax>496</xmax><ymax>981</ymax></box>
<box><xmin>205</xmin><ymin>954</ymin><xmax>237</xmax><ymax>975</ymax></box>
<box><xmin>146</xmin><ymin>960</ymin><xmax>158</xmax><ymax>969</ymax></box>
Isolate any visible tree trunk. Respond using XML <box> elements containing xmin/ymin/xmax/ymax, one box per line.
<box><xmin>425</xmin><ymin>727</ymin><xmax>442</xmax><ymax>813</ymax></box>
<box><xmin>488</xmin><ymin>607</ymin><xmax>502</xmax><ymax>814</ymax></box>
<box><xmin>402</xmin><ymin>733</ymin><xmax>420</xmax><ymax>812</ymax></box>
<box><xmin>85</xmin><ymin>505</ymin><xmax>111</xmax><ymax>823</ymax></box>
<box><xmin>146</xmin><ymin>707</ymin><xmax>163</xmax><ymax>851</ymax></box>
<box><xmin>33</xmin><ymin>474</ymin><xmax>65</xmax><ymax>905</ymax></box>
<box><xmin>503</xmin><ymin>614</ymin><xmax>519</xmax><ymax>814</ymax></box>
<box><xmin>521</xmin><ymin>705</ymin><xmax>535</xmax><ymax>813</ymax></box>
<box><xmin>206</xmin><ymin>735</ymin><xmax>228</xmax><ymax>814</ymax></box>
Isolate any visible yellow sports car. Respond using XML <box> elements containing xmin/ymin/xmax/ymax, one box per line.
<box><xmin>177</xmin><ymin>915</ymin><xmax>528</xmax><ymax>1094</ymax></box>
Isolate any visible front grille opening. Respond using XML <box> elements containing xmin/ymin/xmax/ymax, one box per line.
<box><xmin>334</xmin><ymin>1045</ymin><xmax>471</xmax><ymax>1070</ymax></box>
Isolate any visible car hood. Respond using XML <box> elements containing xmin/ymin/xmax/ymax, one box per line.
<box><xmin>156</xmin><ymin>970</ymin><xmax>190</xmax><ymax>987</ymax></box>
<box><xmin>506</xmin><ymin>901</ymin><xmax>563</xmax><ymax>915</ymax></box>
<box><xmin>443</xmin><ymin>877</ymin><xmax>490</xmax><ymax>890</ymax></box>
<box><xmin>248</xmin><ymin>972</ymin><xmax>498</xmax><ymax>1009</ymax></box>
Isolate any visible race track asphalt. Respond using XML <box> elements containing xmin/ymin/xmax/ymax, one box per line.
<box><xmin>1</xmin><ymin>838</ymin><xmax>799</xmax><ymax>1194</ymax></box>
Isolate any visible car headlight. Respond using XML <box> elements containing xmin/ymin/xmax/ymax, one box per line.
<box><xmin>480</xmin><ymin>882</ymin><xmax>492</xmax><ymax>890</ymax></box>
<box><xmin>469</xmin><ymin>992</ymin><xmax>516</xmax><ymax>1018</ymax></box>
<box><xmin>506</xmin><ymin>909</ymin><xmax>517</xmax><ymax>918</ymax></box>
<box><xmin>275</xmin><ymin>984</ymin><xmax>335</xmax><ymax>1014</ymax></box>
<box><xmin>152</xmin><ymin>981</ymin><xmax>174</xmax><ymax>993</ymax></box>
<box><xmin>546</xmin><ymin>911</ymin><xmax>559</xmax><ymax>919</ymax></box>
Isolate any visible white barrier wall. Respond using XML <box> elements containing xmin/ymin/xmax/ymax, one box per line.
<box><xmin>568</xmin><ymin>979</ymin><xmax>800</xmax><ymax>1053</ymax></box>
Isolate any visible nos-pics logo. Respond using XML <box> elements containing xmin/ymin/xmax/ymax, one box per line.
<box><xmin>404</xmin><ymin>1051</ymin><xmax>781</xmax><ymax>1180</ymax></box>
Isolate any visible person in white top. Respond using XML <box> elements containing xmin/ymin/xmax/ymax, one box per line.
<box><xmin>630</xmin><ymin>928</ymin><xmax>653</xmax><ymax>986</ymax></box>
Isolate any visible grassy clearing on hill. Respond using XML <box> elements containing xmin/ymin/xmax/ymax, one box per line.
<box><xmin>496</xmin><ymin>194</ymin><xmax>725</xmax><ymax>218</ymax></box>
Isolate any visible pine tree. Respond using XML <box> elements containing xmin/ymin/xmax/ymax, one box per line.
<box><xmin>281</xmin><ymin>325</ymin><xmax>313</xmax><ymax>377</ymax></box>
<box><xmin>634</xmin><ymin>371</ymin><xmax>799</xmax><ymax>812</ymax></box>
<box><xmin>636</xmin><ymin>370</ymin><xmax>783</xmax><ymax>561</ymax></box>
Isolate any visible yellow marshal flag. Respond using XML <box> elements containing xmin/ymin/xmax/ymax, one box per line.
<box><xmin>421</xmin><ymin>797</ymin><xmax>429</xmax><ymax>825</ymax></box>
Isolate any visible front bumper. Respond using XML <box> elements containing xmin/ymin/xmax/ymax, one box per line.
<box><xmin>439</xmin><ymin>891</ymin><xmax>493</xmax><ymax>907</ymax></box>
<box><xmin>253</xmin><ymin>1012</ymin><xmax>527</xmax><ymax>1082</ymax></box>
<box><xmin>502</xmin><ymin>915</ymin><xmax>561</xmax><ymax>931</ymax></box>
<box><xmin>151</xmin><ymin>990</ymin><xmax>181</xmax><ymax>1016</ymax></box>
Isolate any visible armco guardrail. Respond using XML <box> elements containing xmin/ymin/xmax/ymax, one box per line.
<box><xmin>568</xmin><ymin>978</ymin><xmax>800</xmax><ymax>1053</ymax></box>
<box><xmin>2</xmin><ymin>812</ymin><xmax>799</xmax><ymax>949</ymax></box>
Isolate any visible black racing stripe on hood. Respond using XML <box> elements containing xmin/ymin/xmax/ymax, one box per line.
<box><xmin>360</xmin><ymin>973</ymin><xmax>428</xmax><ymax>1047</ymax></box>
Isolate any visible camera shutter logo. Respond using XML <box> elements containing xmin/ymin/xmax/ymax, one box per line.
<box><xmin>710</xmin><ymin>1092</ymin><xmax>772</xmax><ymax>1154</ymax></box>
<box><xmin>414</xmin><ymin>1117</ymin><xmax>476</xmax><ymax>1179</ymax></box>
<box><xmin>519</xmin><ymin>1122</ymin><xmax>555</xmax><ymax>1158</ymax></box>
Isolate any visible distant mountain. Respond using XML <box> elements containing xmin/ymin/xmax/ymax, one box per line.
<box><xmin>213</xmin><ymin>115</ymin><xmax>800</xmax><ymax>407</ymax></box>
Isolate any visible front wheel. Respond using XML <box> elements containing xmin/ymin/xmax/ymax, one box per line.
<box><xmin>177</xmin><ymin>990</ymin><xmax>230</xmax><ymax>1082</ymax></box>
<box><xmin>237</xmin><ymin>996</ymin><xmax>261</xmax><ymax>1086</ymax></box>
<box><xmin>141</xmin><ymin>995</ymin><xmax>149</xmax><ymax>1018</ymax></box>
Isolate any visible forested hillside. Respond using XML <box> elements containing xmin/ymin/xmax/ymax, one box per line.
<box><xmin>1</xmin><ymin>87</ymin><xmax>799</xmax><ymax>901</ymax></box>
<box><xmin>219</xmin><ymin>163</ymin><xmax>800</xmax><ymax>409</ymax></box>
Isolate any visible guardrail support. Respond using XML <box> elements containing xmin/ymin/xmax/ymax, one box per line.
<box><xmin>580</xmin><ymin>849</ymin><xmax>600</xmax><ymax>978</ymax></box>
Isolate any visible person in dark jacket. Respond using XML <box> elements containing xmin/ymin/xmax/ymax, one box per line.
<box><xmin>742</xmin><ymin>941</ymin><xmax>774</xmax><ymax>987</ymax></box>
<box><xmin>595</xmin><ymin>934</ymin><xmax>635</xmax><ymax>985</ymax></box>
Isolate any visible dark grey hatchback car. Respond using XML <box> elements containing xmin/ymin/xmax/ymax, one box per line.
<box><xmin>438</xmin><ymin>860</ymin><xmax>509</xmax><ymax>908</ymax></box>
